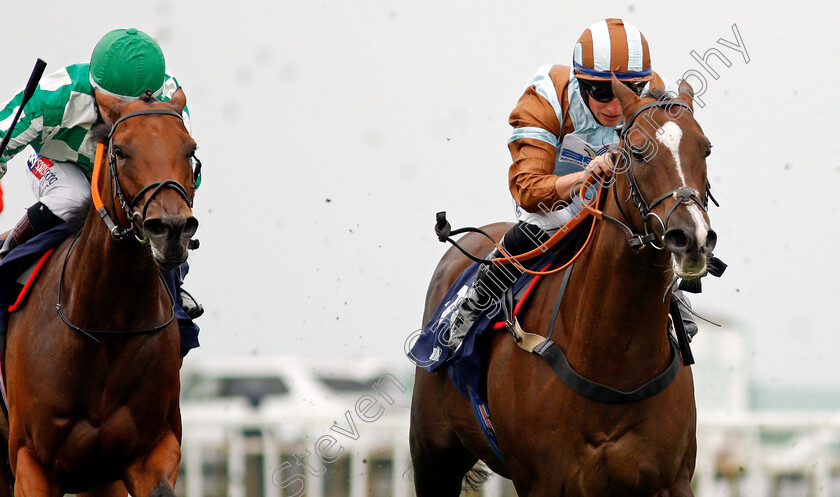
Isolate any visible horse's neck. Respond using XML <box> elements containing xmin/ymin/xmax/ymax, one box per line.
<box><xmin>60</xmin><ymin>211</ymin><xmax>170</xmax><ymax>330</ymax></box>
<box><xmin>560</xmin><ymin>184</ymin><xmax>674</xmax><ymax>385</ymax></box>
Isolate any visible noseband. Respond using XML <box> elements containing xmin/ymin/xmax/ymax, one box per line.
<box><xmin>609</xmin><ymin>99</ymin><xmax>714</xmax><ymax>250</ymax></box>
<box><xmin>92</xmin><ymin>108</ymin><xmax>202</xmax><ymax>242</ymax></box>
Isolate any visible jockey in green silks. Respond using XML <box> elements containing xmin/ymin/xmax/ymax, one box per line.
<box><xmin>0</xmin><ymin>28</ymin><xmax>203</xmax><ymax>356</ymax></box>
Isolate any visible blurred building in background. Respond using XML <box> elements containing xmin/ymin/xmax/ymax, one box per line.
<box><xmin>177</xmin><ymin>321</ymin><xmax>840</xmax><ymax>497</ymax></box>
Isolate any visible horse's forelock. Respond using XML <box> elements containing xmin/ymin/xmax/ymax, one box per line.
<box><xmin>644</xmin><ymin>88</ymin><xmax>695</xmax><ymax>116</ymax></box>
<box><xmin>645</xmin><ymin>88</ymin><xmax>670</xmax><ymax>102</ymax></box>
<box><xmin>139</xmin><ymin>89</ymin><xmax>156</xmax><ymax>103</ymax></box>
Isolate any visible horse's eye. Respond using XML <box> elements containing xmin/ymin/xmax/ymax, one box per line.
<box><xmin>632</xmin><ymin>150</ymin><xmax>646</xmax><ymax>163</ymax></box>
<box><xmin>705</xmin><ymin>144</ymin><xmax>713</xmax><ymax>158</ymax></box>
<box><xmin>114</xmin><ymin>148</ymin><xmax>126</xmax><ymax>160</ymax></box>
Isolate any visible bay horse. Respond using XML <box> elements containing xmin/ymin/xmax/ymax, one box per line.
<box><xmin>0</xmin><ymin>88</ymin><xmax>198</xmax><ymax>496</ymax></box>
<box><xmin>410</xmin><ymin>79</ymin><xmax>715</xmax><ymax>496</ymax></box>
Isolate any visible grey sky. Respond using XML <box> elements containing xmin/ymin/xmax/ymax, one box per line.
<box><xmin>0</xmin><ymin>1</ymin><xmax>837</xmax><ymax>389</ymax></box>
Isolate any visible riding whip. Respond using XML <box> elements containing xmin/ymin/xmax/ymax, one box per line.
<box><xmin>0</xmin><ymin>59</ymin><xmax>47</xmax><ymax>159</ymax></box>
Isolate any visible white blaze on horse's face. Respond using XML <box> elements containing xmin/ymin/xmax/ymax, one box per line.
<box><xmin>655</xmin><ymin>122</ymin><xmax>685</xmax><ymax>183</ymax></box>
<box><xmin>655</xmin><ymin>120</ymin><xmax>711</xmax><ymax>278</ymax></box>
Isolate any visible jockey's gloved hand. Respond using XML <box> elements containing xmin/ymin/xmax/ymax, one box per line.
<box><xmin>584</xmin><ymin>151</ymin><xmax>616</xmax><ymax>181</ymax></box>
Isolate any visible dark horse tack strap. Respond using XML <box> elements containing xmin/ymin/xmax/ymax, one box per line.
<box><xmin>531</xmin><ymin>339</ymin><xmax>681</xmax><ymax>405</ymax></box>
<box><xmin>55</xmin><ymin>231</ymin><xmax>176</xmax><ymax>343</ymax></box>
<box><xmin>504</xmin><ymin>262</ymin><xmax>684</xmax><ymax>404</ymax></box>
<box><xmin>508</xmin><ymin>316</ymin><xmax>682</xmax><ymax>405</ymax></box>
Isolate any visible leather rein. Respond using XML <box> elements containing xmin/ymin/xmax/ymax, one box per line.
<box><xmin>437</xmin><ymin>98</ymin><xmax>718</xmax><ymax>403</ymax></box>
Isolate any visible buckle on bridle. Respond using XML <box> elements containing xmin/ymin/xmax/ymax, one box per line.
<box><xmin>109</xmin><ymin>225</ymin><xmax>127</xmax><ymax>240</ymax></box>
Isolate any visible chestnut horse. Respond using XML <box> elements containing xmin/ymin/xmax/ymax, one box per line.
<box><xmin>410</xmin><ymin>79</ymin><xmax>715</xmax><ymax>496</ymax></box>
<box><xmin>0</xmin><ymin>88</ymin><xmax>198</xmax><ymax>496</ymax></box>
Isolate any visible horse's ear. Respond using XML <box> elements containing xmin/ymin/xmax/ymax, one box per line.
<box><xmin>167</xmin><ymin>87</ymin><xmax>187</xmax><ymax>113</ymax></box>
<box><xmin>94</xmin><ymin>90</ymin><xmax>122</xmax><ymax>126</ymax></box>
<box><xmin>677</xmin><ymin>79</ymin><xmax>695</xmax><ymax>112</ymax></box>
<box><xmin>611</xmin><ymin>74</ymin><xmax>642</xmax><ymax>122</ymax></box>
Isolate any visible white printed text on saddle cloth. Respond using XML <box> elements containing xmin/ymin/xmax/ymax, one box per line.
<box><xmin>26</xmin><ymin>155</ymin><xmax>58</xmax><ymax>187</ymax></box>
<box><xmin>655</xmin><ymin>121</ymin><xmax>710</xmax><ymax>249</ymax></box>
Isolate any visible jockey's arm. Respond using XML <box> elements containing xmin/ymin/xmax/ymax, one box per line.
<box><xmin>553</xmin><ymin>170</ymin><xmax>586</xmax><ymax>202</ymax></box>
<box><xmin>507</xmin><ymin>85</ymin><xmax>567</xmax><ymax>213</ymax></box>
<box><xmin>0</xmin><ymin>82</ymin><xmax>48</xmax><ymax>178</ymax></box>
<box><xmin>510</xmin><ymin>136</ymin><xmax>615</xmax><ymax>210</ymax></box>
<box><xmin>508</xmin><ymin>96</ymin><xmax>615</xmax><ymax>211</ymax></box>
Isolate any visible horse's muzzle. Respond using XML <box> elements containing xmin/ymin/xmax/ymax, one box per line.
<box><xmin>663</xmin><ymin>226</ymin><xmax>717</xmax><ymax>278</ymax></box>
<box><xmin>144</xmin><ymin>215</ymin><xmax>199</xmax><ymax>270</ymax></box>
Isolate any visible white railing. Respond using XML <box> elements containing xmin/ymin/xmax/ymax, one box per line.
<box><xmin>176</xmin><ymin>409</ymin><xmax>840</xmax><ymax>497</ymax></box>
<box><xmin>178</xmin><ymin>409</ymin><xmax>416</xmax><ymax>497</ymax></box>
<box><xmin>695</xmin><ymin>410</ymin><xmax>840</xmax><ymax>497</ymax></box>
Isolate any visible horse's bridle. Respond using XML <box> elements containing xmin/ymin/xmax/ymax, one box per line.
<box><xmin>58</xmin><ymin>108</ymin><xmax>202</xmax><ymax>341</ymax></box>
<box><xmin>93</xmin><ymin>108</ymin><xmax>201</xmax><ymax>243</ymax></box>
<box><xmin>603</xmin><ymin>99</ymin><xmax>717</xmax><ymax>250</ymax></box>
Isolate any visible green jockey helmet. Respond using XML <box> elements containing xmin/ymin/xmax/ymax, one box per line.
<box><xmin>89</xmin><ymin>28</ymin><xmax>166</xmax><ymax>99</ymax></box>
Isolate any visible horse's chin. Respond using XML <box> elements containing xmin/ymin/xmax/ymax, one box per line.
<box><xmin>150</xmin><ymin>244</ymin><xmax>188</xmax><ymax>271</ymax></box>
<box><xmin>671</xmin><ymin>256</ymin><xmax>708</xmax><ymax>280</ymax></box>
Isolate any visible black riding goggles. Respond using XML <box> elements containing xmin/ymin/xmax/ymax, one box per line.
<box><xmin>580</xmin><ymin>80</ymin><xmax>646</xmax><ymax>103</ymax></box>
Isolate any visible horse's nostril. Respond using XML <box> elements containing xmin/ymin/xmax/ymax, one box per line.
<box><xmin>663</xmin><ymin>229</ymin><xmax>692</xmax><ymax>253</ymax></box>
<box><xmin>144</xmin><ymin>217</ymin><xmax>198</xmax><ymax>242</ymax></box>
<box><xmin>143</xmin><ymin>219</ymin><xmax>167</xmax><ymax>238</ymax></box>
<box><xmin>184</xmin><ymin>217</ymin><xmax>199</xmax><ymax>239</ymax></box>
<box><xmin>704</xmin><ymin>229</ymin><xmax>718</xmax><ymax>253</ymax></box>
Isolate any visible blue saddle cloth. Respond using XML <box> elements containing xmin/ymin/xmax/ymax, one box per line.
<box><xmin>0</xmin><ymin>223</ymin><xmax>77</xmax><ymax>332</ymax></box>
<box><xmin>408</xmin><ymin>248</ymin><xmax>560</xmax><ymax>400</ymax></box>
<box><xmin>0</xmin><ymin>223</ymin><xmax>199</xmax><ymax>357</ymax></box>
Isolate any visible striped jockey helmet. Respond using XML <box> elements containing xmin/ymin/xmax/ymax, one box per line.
<box><xmin>573</xmin><ymin>18</ymin><xmax>653</xmax><ymax>82</ymax></box>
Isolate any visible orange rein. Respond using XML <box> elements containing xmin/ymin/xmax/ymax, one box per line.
<box><xmin>91</xmin><ymin>142</ymin><xmax>107</xmax><ymax>212</ymax></box>
<box><xmin>91</xmin><ymin>141</ymin><xmax>132</xmax><ymax>240</ymax></box>
<box><xmin>488</xmin><ymin>178</ymin><xmax>609</xmax><ymax>276</ymax></box>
